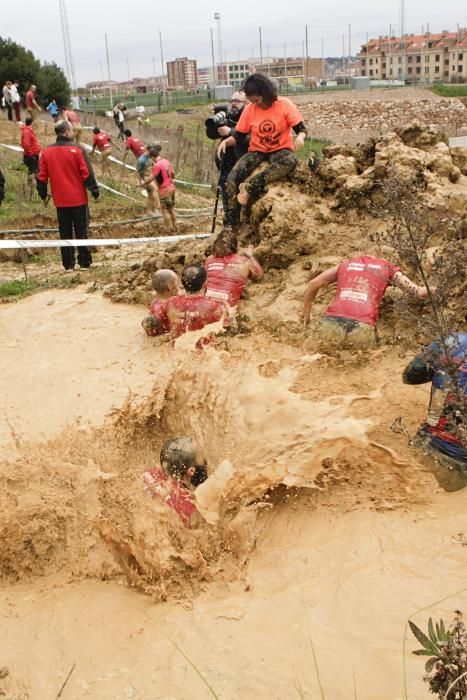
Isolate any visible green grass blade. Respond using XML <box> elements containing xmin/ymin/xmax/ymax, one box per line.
<box><xmin>163</xmin><ymin>633</ymin><xmax>220</xmax><ymax>699</ymax></box>
<box><xmin>308</xmin><ymin>627</ymin><xmax>326</xmax><ymax>700</ymax></box>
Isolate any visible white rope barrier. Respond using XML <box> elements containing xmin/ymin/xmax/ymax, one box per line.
<box><xmin>0</xmin><ymin>233</ymin><xmax>211</xmax><ymax>250</ymax></box>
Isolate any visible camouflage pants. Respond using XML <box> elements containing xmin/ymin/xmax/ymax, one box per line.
<box><xmin>224</xmin><ymin>148</ymin><xmax>298</xmax><ymax>227</ymax></box>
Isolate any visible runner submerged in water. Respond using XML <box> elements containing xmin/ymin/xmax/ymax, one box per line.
<box><xmin>142</xmin><ymin>269</ymin><xmax>179</xmax><ymax>337</ymax></box>
<box><xmin>143</xmin><ymin>436</ymin><xmax>208</xmax><ymax>525</ymax></box>
<box><xmin>303</xmin><ymin>254</ymin><xmax>429</xmax><ymax>350</ymax></box>
<box><xmin>165</xmin><ymin>263</ymin><xmax>224</xmax><ymax>339</ymax></box>
<box><xmin>403</xmin><ymin>332</ymin><xmax>467</xmax><ymax>491</ymax></box>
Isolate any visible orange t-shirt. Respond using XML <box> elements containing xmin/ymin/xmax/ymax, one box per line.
<box><xmin>235</xmin><ymin>96</ymin><xmax>304</xmax><ymax>153</ymax></box>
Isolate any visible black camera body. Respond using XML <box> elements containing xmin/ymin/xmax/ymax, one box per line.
<box><xmin>205</xmin><ymin>104</ymin><xmax>232</xmax><ymax>139</ymax></box>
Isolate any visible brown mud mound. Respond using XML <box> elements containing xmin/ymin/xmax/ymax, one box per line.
<box><xmin>106</xmin><ymin>122</ymin><xmax>466</xmax><ymax>339</ymax></box>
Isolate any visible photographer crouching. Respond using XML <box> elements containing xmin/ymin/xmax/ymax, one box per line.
<box><xmin>205</xmin><ymin>91</ymin><xmax>248</xmax><ymax>212</ymax></box>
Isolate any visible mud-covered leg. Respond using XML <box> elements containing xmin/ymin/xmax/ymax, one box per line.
<box><xmin>224</xmin><ymin>152</ymin><xmax>265</xmax><ymax>228</ymax></box>
<box><xmin>246</xmin><ymin>149</ymin><xmax>298</xmax><ymax>202</ymax></box>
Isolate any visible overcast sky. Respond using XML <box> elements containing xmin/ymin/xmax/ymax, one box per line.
<box><xmin>2</xmin><ymin>0</ymin><xmax>466</xmax><ymax>85</ymax></box>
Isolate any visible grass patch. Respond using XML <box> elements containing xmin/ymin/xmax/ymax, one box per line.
<box><xmin>429</xmin><ymin>84</ymin><xmax>467</xmax><ymax>97</ymax></box>
<box><xmin>0</xmin><ymin>279</ymin><xmax>39</xmax><ymax>298</ymax></box>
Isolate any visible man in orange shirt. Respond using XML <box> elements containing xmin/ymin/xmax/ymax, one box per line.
<box><xmin>218</xmin><ymin>73</ymin><xmax>307</xmax><ymax>229</ymax></box>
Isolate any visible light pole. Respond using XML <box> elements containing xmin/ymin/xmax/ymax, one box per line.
<box><xmin>104</xmin><ymin>33</ymin><xmax>113</xmax><ymax>110</ymax></box>
<box><xmin>214</xmin><ymin>12</ymin><xmax>223</xmax><ymax>84</ymax></box>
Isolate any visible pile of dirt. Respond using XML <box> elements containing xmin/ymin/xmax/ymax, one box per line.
<box><xmin>105</xmin><ymin>122</ymin><xmax>466</xmax><ymax>339</ymax></box>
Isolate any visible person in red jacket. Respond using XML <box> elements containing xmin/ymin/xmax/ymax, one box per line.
<box><xmin>303</xmin><ymin>254</ymin><xmax>429</xmax><ymax>350</ymax></box>
<box><xmin>165</xmin><ymin>263</ymin><xmax>224</xmax><ymax>339</ymax></box>
<box><xmin>36</xmin><ymin>120</ymin><xmax>100</xmax><ymax>271</ymax></box>
<box><xmin>142</xmin><ymin>268</ymin><xmax>179</xmax><ymax>337</ymax></box>
<box><xmin>122</xmin><ymin>129</ymin><xmax>146</xmax><ymax>162</ymax></box>
<box><xmin>20</xmin><ymin>117</ymin><xmax>41</xmax><ymax>194</ymax></box>
<box><xmin>204</xmin><ymin>230</ymin><xmax>263</xmax><ymax>311</ymax></box>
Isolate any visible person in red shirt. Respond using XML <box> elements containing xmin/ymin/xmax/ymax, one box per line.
<box><xmin>20</xmin><ymin>117</ymin><xmax>41</xmax><ymax>193</ymax></box>
<box><xmin>143</xmin><ymin>436</ymin><xmax>208</xmax><ymax>526</ymax></box>
<box><xmin>142</xmin><ymin>268</ymin><xmax>179</xmax><ymax>337</ymax></box>
<box><xmin>218</xmin><ymin>74</ymin><xmax>307</xmax><ymax>230</ymax></box>
<box><xmin>141</xmin><ymin>145</ymin><xmax>177</xmax><ymax>232</ymax></box>
<box><xmin>303</xmin><ymin>254</ymin><xmax>429</xmax><ymax>350</ymax></box>
<box><xmin>122</xmin><ymin>129</ymin><xmax>146</xmax><ymax>162</ymax></box>
<box><xmin>62</xmin><ymin>107</ymin><xmax>82</xmax><ymax>143</ymax></box>
<box><xmin>204</xmin><ymin>230</ymin><xmax>263</xmax><ymax>312</ymax></box>
<box><xmin>25</xmin><ymin>84</ymin><xmax>41</xmax><ymax>122</ymax></box>
<box><xmin>91</xmin><ymin>126</ymin><xmax>116</xmax><ymax>175</ymax></box>
<box><xmin>165</xmin><ymin>263</ymin><xmax>224</xmax><ymax>339</ymax></box>
<box><xmin>36</xmin><ymin>120</ymin><xmax>99</xmax><ymax>271</ymax></box>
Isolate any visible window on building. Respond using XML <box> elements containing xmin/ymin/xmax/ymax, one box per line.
<box><xmin>361</xmin><ymin>70</ymin><xmax>366</xmax><ymax>76</ymax></box>
<box><xmin>425</xmin><ymin>55</ymin><xmax>430</xmax><ymax>62</ymax></box>
<box><xmin>416</xmin><ymin>66</ymin><xmax>421</xmax><ymax>74</ymax></box>
<box><xmin>435</xmin><ymin>66</ymin><xmax>440</xmax><ymax>73</ymax></box>
<box><xmin>408</xmin><ymin>56</ymin><xmax>413</xmax><ymax>63</ymax></box>
<box><xmin>428</xmin><ymin>42</ymin><xmax>433</xmax><ymax>48</ymax></box>
<box><xmin>398</xmin><ymin>57</ymin><xmax>402</xmax><ymax>63</ymax></box>
<box><xmin>416</xmin><ymin>55</ymin><xmax>421</xmax><ymax>63</ymax></box>
<box><xmin>425</xmin><ymin>67</ymin><xmax>429</xmax><ymax>74</ymax></box>
<box><xmin>459</xmin><ymin>65</ymin><xmax>463</xmax><ymax>72</ymax></box>
<box><xmin>369</xmin><ymin>69</ymin><xmax>374</xmax><ymax>76</ymax></box>
<box><xmin>435</xmin><ymin>54</ymin><xmax>440</xmax><ymax>61</ymax></box>
<box><xmin>408</xmin><ymin>67</ymin><xmax>413</xmax><ymax>74</ymax></box>
<box><xmin>369</xmin><ymin>59</ymin><xmax>373</xmax><ymax>65</ymax></box>
<box><xmin>444</xmin><ymin>70</ymin><xmax>449</xmax><ymax>76</ymax></box>
<box><xmin>459</xmin><ymin>54</ymin><xmax>464</xmax><ymax>60</ymax></box>
<box><xmin>361</xmin><ymin>59</ymin><xmax>366</xmax><ymax>66</ymax></box>
<box><xmin>444</xmin><ymin>59</ymin><xmax>449</xmax><ymax>66</ymax></box>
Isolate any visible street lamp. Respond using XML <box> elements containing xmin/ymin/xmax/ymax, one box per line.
<box><xmin>214</xmin><ymin>12</ymin><xmax>223</xmax><ymax>83</ymax></box>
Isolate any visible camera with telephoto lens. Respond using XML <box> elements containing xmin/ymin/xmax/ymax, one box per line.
<box><xmin>205</xmin><ymin>104</ymin><xmax>230</xmax><ymax>138</ymax></box>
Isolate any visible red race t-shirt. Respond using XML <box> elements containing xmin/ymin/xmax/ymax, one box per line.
<box><xmin>25</xmin><ymin>90</ymin><xmax>35</xmax><ymax>109</ymax></box>
<box><xmin>165</xmin><ymin>294</ymin><xmax>223</xmax><ymax>338</ymax></box>
<box><xmin>325</xmin><ymin>256</ymin><xmax>401</xmax><ymax>326</ymax></box>
<box><xmin>235</xmin><ymin>96</ymin><xmax>304</xmax><ymax>153</ymax></box>
<box><xmin>152</xmin><ymin>158</ymin><xmax>175</xmax><ymax>195</ymax></box>
<box><xmin>144</xmin><ymin>298</ymin><xmax>169</xmax><ymax>336</ymax></box>
<box><xmin>204</xmin><ymin>253</ymin><xmax>252</xmax><ymax>307</ymax></box>
<box><xmin>125</xmin><ymin>136</ymin><xmax>146</xmax><ymax>157</ymax></box>
<box><xmin>63</xmin><ymin>109</ymin><xmax>80</xmax><ymax>126</ymax></box>
<box><xmin>143</xmin><ymin>468</ymin><xmax>197</xmax><ymax>526</ymax></box>
<box><xmin>93</xmin><ymin>133</ymin><xmax>111</xmax><ymax>152</ymax></box>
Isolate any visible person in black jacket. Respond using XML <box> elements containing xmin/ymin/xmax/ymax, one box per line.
<box><xmin>36</xmin><ymin>120</ymin><xmax>99</xmax><ymax>271</ymax></box>
<box><xmin>205</xmin><ymin>91</ymin><xmax>248</xmax><ymax>210</ymax></box>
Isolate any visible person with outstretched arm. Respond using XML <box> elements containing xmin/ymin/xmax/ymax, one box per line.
<box><xmin>303</xmin><ymin>254</ymin><xmax>429</xmax><ymax>350</ymax></box>
<box><xmin>36</xmin><ymin>120</ymin><xmax>99</xmax><ymax>271</ymax></box>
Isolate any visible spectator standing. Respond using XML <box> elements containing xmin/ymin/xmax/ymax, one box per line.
<box><xmin>2</xmin><ymin>81</ymin><xmax>13</xmax><ymax>121</ymax></box>
<box><xmin>25</xmin><ymin>85</ymin><xmax>41</xmax><ymax>122</ymax></box>
<box><xmin>36</xmin><ymin>120</ymin><xmax>99</xmax><ymax>271</ymax></box>
<box><xmin>113</xmin><ymin>103</ymin><xmax>126</xmax><ymax>140</ymax></box>
<box><xmin>10</xmin><ymin>81</ymin><xmax>22</xmax><ymax>122</ymax></box>
<box><xmin>46</xmin><ymin>100</ymin><xmax>60</xmax><ymax>122</ymax></box>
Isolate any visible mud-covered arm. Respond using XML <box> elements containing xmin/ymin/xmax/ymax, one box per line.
<box><xmin>393</xmin><ymin>271</ymin><xmax>428</xmax><ymax>299</ymax></box>
<box><xmin>403</xmin><ymin>355</ymin><xmax>435</xmax><ymax>384</ymax></box>
<box><xmin>303</xmin><ymin>265</ymin><xmax>339</xmax><ymax>327</ymax></box>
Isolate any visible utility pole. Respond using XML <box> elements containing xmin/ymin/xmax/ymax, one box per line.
<box><xmin>342</xmin><ymin>34</ymin><xmax>345</xmax><ymax>83</ymax></box>
<box><xmin>159</xmin><ymin>31</ymin><xmax>165</xmax><ymax>91</ymax></box>
<box><xmin>210</xmin><ymin>28</ymin><xmax>216</xmax><ymax>98</ymax></box>
<box><xmin>152</xmin><ymin>56</ymin><xmax>156</xmax><ymax>81</ymax></box>
<box><xmin>305</xmin><ymin>24</ymin><xmax>309</xmax><ymax>89</ymax></box>
<box><xmin>348</xmin><ymin>23</ymin><xmax>351</xmax><ymax>88</ymax></box>
<box><xmin>321</xmin><ymin>37</ymin><xmax>324</xmax><ymax>82</ymax></box>
<box><xmin>214</xmin><ymin>13</ymin><xmax>223</xmax><ymax>84</ymax></box>
<box><xmin>59</xmin><ymin>0</ymin><xmax>76</xmax><ymax>93</ymax></box>
<box><xmin>100</xmin><ymin>59</ymin><xmax>104</xmax><ymax>84</ymax></box>
<box><xmin>259</xmin><ymin>27</ymin><xmax>263</xmax><ymax>70</ymax></box>
<box><xmin>104</xmin><ymin>32</ymin><xmax>113</xmax><ymax>109</ymax></box>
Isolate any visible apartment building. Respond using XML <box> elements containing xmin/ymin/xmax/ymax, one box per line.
<box><xmin>167</xmin><ymin>57</ymin><xmax>198</xmax><ymax>88</ymax></box>
<box><xmin>216</xmin><ymin>61</ymin><xmax>253</xmax><ymax>86</ymax></box>
<box><xmin>359</xmin><ymin>29</ymin><xmax>467</xmax><ymax>83</ymax></box>
<box><xmin>214</xmin><ymin>57</ymin><xmax>324</xmax><ymax>88</ymax></box>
